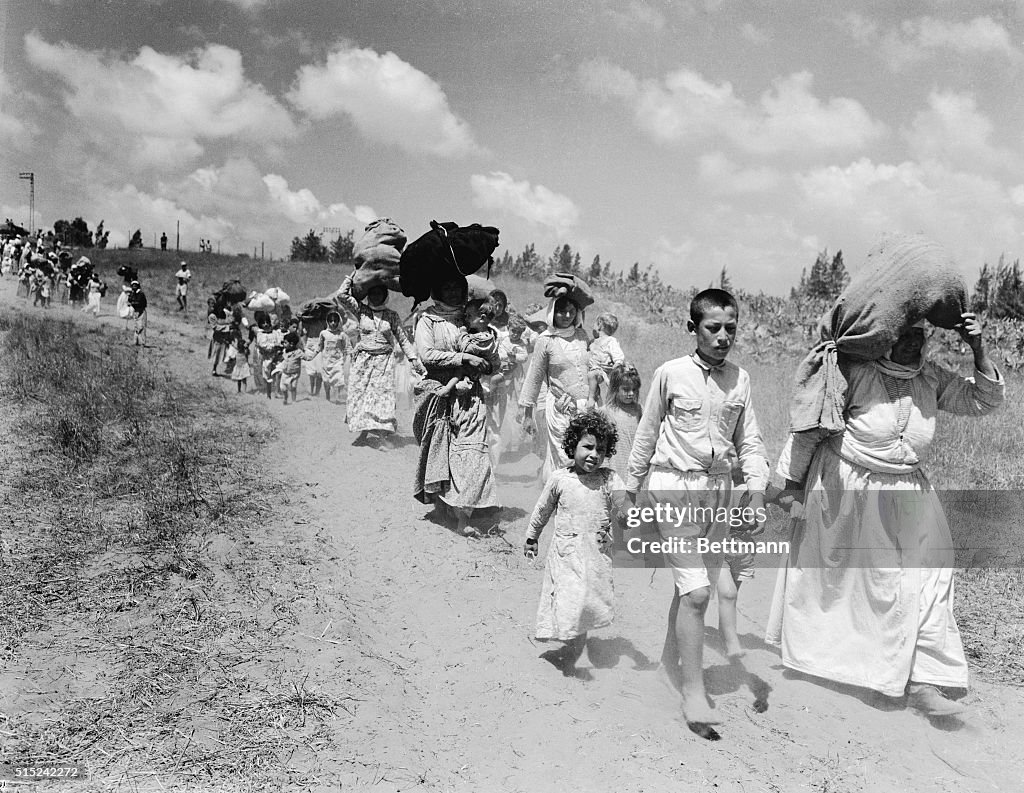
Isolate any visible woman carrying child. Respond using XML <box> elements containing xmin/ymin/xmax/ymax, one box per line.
<box><xmin>517</xmin><ymin>274</ymin><xmax>597</xmax><ymax>480</ymax></box>
<box><xmin>332</xmin><ymin>273</ymin><xmax>423</xmax><ymax>448</ymax></box>
<box><xmin>413</xmin><ymin>277</ymin><xmax>500</xmax><ymax>536</ymax></box>
<box><xmin>524</xmin><ymin>410</ymin><xmax>625</xmax><ymax>678</ymax></box>
<box><xmin>229</xmin><ymin>318</ymin><xmax>252</xmax><ymax>393</ymax></box>
<box><xmin>253</xmin><ymin>311</ymin><xmax>284</xmax><ymax>399</ymax></box>
<box><xmin>319</xmin><ymin>310</ymin><xmax>352</xmax><ymax>403</ymax></box>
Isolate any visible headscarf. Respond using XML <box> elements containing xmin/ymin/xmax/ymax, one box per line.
<box><xmin>542</xmin><ymin>296</ymin><xmax>584</xmax><ymax>339</ymax></box>
<box><xmin>872</xmin><ymin>319</ymin><xmax>929</xmax><ymax>379</ymax></box>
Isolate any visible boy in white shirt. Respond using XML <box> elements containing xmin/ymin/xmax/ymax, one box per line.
<box><xmin>625</xmin><ymin>289</ymin><xmax>768</xmax><ymax>740</ymax></box>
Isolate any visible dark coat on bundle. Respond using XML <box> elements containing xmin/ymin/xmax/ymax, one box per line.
<box><xmin>400</xmin><ymin>221</ymin><xmax>499</xmax><ymax>303</ymax></box>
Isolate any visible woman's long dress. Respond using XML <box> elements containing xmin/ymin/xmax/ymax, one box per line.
<box><xmin>518</xmin><ymin>329</ymin><xmax>592</xmax><ymax>480</ymax></box>
<box><xmin>333</xmin><ymin>276</ymin><xmax>415</xmax><ymax>433</ymax></box>
<box><xmin>413</xmin><ymin>308</ymin><xmax>499</xmax><ymax>509</ymax></box>
<box><xmin>767</xmin><ymin>360</ymin><xmax>1004</xmax><ymax>696</ymax></box>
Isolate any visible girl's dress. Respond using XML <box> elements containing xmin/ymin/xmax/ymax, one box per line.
<box><xmin>527</xmin><ymin>466</ymin><xmax>625</xmax><ymax>640</ymax></box>
<box><xmin>413</xmin><ymin>304</ymin><xmax>500</xmax><ymax>509</ymax></box>
<box><xmin>319</xmin><ymin>327</ymin><xmax>351</xmax><ymax>391</ymax></box>
<box><xmin>602</xmin><ymin>403</ymin><xmax>641</xmax><ymax>482</ymax></box>
<box><xmin>332</xmin><ymin>275</ymin><xmax>416</xmax><ymax>433</ymax></box>
<box><xmin>519</xmin><ymin>327</ymin><xmax>592</xmax><ymax>480</ymax></box>
<box><xmin>254</xmin><ymin>328</ymin><xmax>284</xmax><ymax>384</ymax></box>
<box><xmin>768</xmin><ymin>359</ymin><xmax>1004</xmax><ymax>696</ymax></box>
<box><xmin>230</xmin><ymin>340</ymin><xmax>251</xmax><ymax>382</ymax></box>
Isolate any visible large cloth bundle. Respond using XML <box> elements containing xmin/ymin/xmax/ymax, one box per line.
<box><xmin>352</xmin><ymin>218</ymin><xmax>406</xmax><ymax>293</ymax></box>
<box><xmin>244</xmin><ymin>286</ymin><xmax>289</xmax><ymax>311</ymax></box>
<box><xmin>215</xmin><ymin>279</ymin><xmax>248</xmax><ymax>311</ymax></box>
<box><xmin>790</xmin><ymin>234</ymin><xmax>967</xmax><ymax>434</ymax></box>
<box><xmin>296</xmin><ymin>297</ymin><xmax>336</xmax><ymax>323</ymax></box>
<box><xmin>544</xmin><ymin>272</ymin><xmax>595</xmax><ymax>309</ymax></box>
<box><xmin>400</xmin><ymin>221</ymin><xmax>500</xmax><ymax>302</ymax></box>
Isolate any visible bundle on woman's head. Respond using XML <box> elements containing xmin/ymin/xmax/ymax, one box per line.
<box><xmin>543</xmin><ymin>272</ymin><xmax>594</xmax><ymax>309</ymax></box>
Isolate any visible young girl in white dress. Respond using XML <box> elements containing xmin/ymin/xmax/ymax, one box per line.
<box><xmin>524</xmin><ymin>410</ymin><xmax>625</xmax><ymax>678</ymax></box>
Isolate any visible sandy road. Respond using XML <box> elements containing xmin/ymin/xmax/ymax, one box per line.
<box><xmin>3</xmin><ymin>278</ymin><xmax>1023</xmax><ymax>792</ymax></box>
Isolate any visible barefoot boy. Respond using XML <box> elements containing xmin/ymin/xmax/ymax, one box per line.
<box><xmin>624</xmin><ymin>288</ymin><xmax>768</xmax><ymax>740</ymax></box>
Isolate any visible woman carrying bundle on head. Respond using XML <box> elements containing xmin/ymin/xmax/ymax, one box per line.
<box><xmin>516</xmin><ymin>274</ymin><xmax>598</xmax><ymax>481</ymax></box>
<box><xmin>769</xmin><ymin>235</ymin><xmax>1004</xmax><ymax>718</ymax></box>
<box><xmin>412</xmin><ymin>277</ymin><xmax>501</xmax><ymax>535</ymax></box>
<box><xmin>332</xmin><ymin>273</ymin><xmax>424</xmax><ymax>448</ymax></box>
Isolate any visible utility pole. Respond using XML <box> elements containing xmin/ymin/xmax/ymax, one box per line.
<box><xmin>261</xmin><ymin>241</ymin><xmax>264</xmax><ymax>260</ymax></box>
<box><xmin>18</xmin><ymin>172</ymin><xmax>34</xmax><ymax>233</ymax></box>
<box><xmin>176</xmin><ymin>219</ymin><xmax>180</xmax><ymax>252</ymax></box>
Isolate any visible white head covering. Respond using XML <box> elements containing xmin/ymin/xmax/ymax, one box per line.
<box><xmin>542</xmin><ymin>296</ymin><xmax>584</xmax><ymax>339</ymax></box>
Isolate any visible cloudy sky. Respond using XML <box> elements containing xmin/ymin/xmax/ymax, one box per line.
<box><xmin>2</xmin><ymin>0</ymin><xmax>1023</xmax><ymax>292</ymax></box>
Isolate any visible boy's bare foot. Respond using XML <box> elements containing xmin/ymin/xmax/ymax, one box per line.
<box><xmin>680</xmin><ymin>694</ymin><xmax>722</xmax><ymax>726</ymax></box>
<box><xmin>687</xmin><ymin>722</ymin><xmax>721</xmax><ymax>741</ymax></box>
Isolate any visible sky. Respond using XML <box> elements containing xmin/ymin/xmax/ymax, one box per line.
<box><xmin>1</xmin><ymin>0</ymin><xmax>1023</xmax><ymax>294</ymax></box>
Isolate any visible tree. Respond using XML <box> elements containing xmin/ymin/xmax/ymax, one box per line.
<box><xmin>827</xmin><ymin>250</ymin><xmax>849</xmax><ymax>296</ymax></box>
<box><xmin>627</xmin><ymin>262</ymin><xmax>640</xmax><ymax>283</ymax></box>
<box><xmin>128</xmin><ymin>229</ymin><xmax>144</xmax><ymax>249</ymax></box>
<box><xmin>94</xmin><ymin>221</ymin><xmax>110</xmax><ymax>250</ymax></box>
<box><xmin>53</xmin><ymin>217</ymin><xmax>92</xmax><ymax>247</ymax></box>
<box><xmin>290</xmin><ymin>229</ymin><xmax>328</xmax><ymax>262</ymax></box>
<box><xmin>719</xmin><ymin>265</ymin><xmax>732</xmax><ymax>292</ymax></box>
<box><xmin>330</xmin><ymin>229</ymin><xmax>355</xmax><ymax>264</ymax></box>
<box><xmin>588</xmin><ymin>254</ymin><xmax>602</xmax><ymax>280</ymax></box>
<box><xmin>971</xmin><ymin>262</ymin><xmax>993</xmax><ymax>313</ymax></box>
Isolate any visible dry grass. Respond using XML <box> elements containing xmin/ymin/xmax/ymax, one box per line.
<box><xmin>0</xmin><ymin>313</ymin><xmax>345</xmax><ymax>791</ymax></box>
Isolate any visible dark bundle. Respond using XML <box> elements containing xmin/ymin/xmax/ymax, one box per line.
<box><xmin>296</xmin><ymin>297</ymin><xmax>337</xmax><ymax>323</ymax></box>
<box><xmin>213</xmin><ymin>279</ymin><xmax>247</xmax><ymax>315</ymax></box>
<box><xmin>399</xmin><ymin>220</ymin><xmax>499</xmax><ymax>302</ymax></box>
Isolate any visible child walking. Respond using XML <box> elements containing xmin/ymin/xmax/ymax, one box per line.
<box><xmin>275</xmin><ymin>330</ymin><xmax>304</xmax><ymax>405</ymax></box>
<box><xmin>229</xmin><ymin>331</ymin><xmax>251</xmax><ymax>393</ymax></box>
<box><xmin>319</xmin><ymin>310</ymin><xmax>352</xmax><ymax>403</ymax></box>
<box><xmin>524</xmin><ymin>410</ymin><xmax>625</xmax><ymax>678</ymax></box>
<box><xmin>601</xmin><ymin>363</ymin><xmax>642</xmax><ymax>482</ymax></box>
<box><xmin>624</xmin><ymin>288</ymin><xmax>768</xmax><ymax>740</ymax></box>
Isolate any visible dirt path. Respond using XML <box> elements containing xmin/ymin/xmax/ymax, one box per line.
<box><xmin>3</xmin><ymin>281</ymin><xmax>1023</xmax><ymax>792</ymax></box>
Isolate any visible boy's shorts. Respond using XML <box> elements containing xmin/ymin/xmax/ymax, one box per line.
<box><xmin>646</xmin><ymin>465</ymin><xmax>732</xmax><ymax>596</ymax></box>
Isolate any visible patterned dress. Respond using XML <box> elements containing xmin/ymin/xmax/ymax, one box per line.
<box><xmin>602</xmin><ymin>403</ymin><xmax>641</xmax><ymax>482</ymax></box>
<box><xmin>527</xmin><ymin>467</ymin><xmax>625</xmax><ymax>640</ymax></box>
<box><xmin>413</xmin><ymin>306</ymin><xmax>500</xmax><ymax>509</ymax></box>
<box><xmin>332</xmin><ymin>275</ymin><xmax>415</xmax><ymax>433</ymax></box>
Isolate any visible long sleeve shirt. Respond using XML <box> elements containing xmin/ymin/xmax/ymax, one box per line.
<box><xmin>625</xmin><ymin>353</ymin><xmax>769</xmax><ymax>493</ymax></box>
<box><xmin>415</xmin><ymin>308</ymin><xmax>498</xmax><ymax>383</ymax></box>
<box><xmin>777</xmin><ymin>360</ymin><xmax>1005</xmax><ymax>482</ymax></box>
<box><xmin>518</xmin><ymin>330</ymin><xmax>591</xmax><ymax>407</ymax></box>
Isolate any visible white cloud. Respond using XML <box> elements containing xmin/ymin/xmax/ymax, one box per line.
<box><xmin>288</xmin><ymin>45</ymin><xmax>481</xmax><ymax>157</ymax></box>
<box><xmin>740</xmin><ymin>23</ymin><xmax>771</xmax><ymax>45</ymax></box>
<box><xmin>0</xmin><ymin>72</ymin><xmax>36</xmax><ymax>147</ymax></box>
<box><xmin>795</xmin><ymin>157</ymin><xmax>1024</xmax><ymax>275</ymax></box>
<box><xmin>578</xmin><ymin>59</ymin><xmax>639</xmax><ymax>100</ymax></box>
<box><xmin>843</xmin><ymin>14</ymin><xmax>1021</xmax><ymax>69</ymax></box>
<box><xmin>606</xmin><ymin>2</ymin><xmax>666</xmax><ymax>31</ymax></box>
<box><xmin>68</xmin><ymin>158</ymin><xmax>377</xmax><ymax>253</ymax></box>
<box><xmin>470</xmin><ymin>172</ymin><xmax>580</xmax><ymax>236</ymax></box>
<box><xmin>902</xmin><ymin>91</ymin><xmax>1022</xmax><ymax>174</ymax></box>
<box><xmin>23</xmin><ymin>33</ymin><xmax>296</xmax><ymax>168</ymax></box>
<box><xmin>580</xmin><ymin>61</ymin><xmax>886</xmax><ymax>155</ymax></box>
<box><xmin>697</xmin><ymin>152</ymin><xmax>781</xmax><ymax>193</ymax></box>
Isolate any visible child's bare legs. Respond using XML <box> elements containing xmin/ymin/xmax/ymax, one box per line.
<box><xmin>716</xmin><ymin>566</ymin><xmax>744</xmax><ymax>658</ymax></box>
<box><xmin>323</xmin><ymin>382</ymin><xmax>332</xmax><ymax>402</ymax></box>
<box><xmin>265</xmin><ymin>378</ymin><xmax>273</xmax><ymax>399</ymax></box>
<box><xmin>663</xmin><ymin>586</ymin><xmax>721</xmax><ymax>727</ymax></box>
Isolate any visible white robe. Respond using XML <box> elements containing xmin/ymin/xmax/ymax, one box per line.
<box><xmin>767</xmin><ymin>360</ymin><xmax>1004</xmax><ymax>696</ymax></box>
